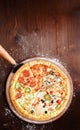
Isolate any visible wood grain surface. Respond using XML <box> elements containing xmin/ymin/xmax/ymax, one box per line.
<box><xmin>0</xmin><ymin>0</ymin><xmax>80</xmax><ymax>130</ymax></box>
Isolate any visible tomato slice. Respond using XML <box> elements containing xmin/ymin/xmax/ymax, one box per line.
<box><xmin>18</xmin><ymin>77</ymin><xmax>24</xmax><ymax>83</ymax></box>
<box><xmin>56</xmin><ymin>99</ymin><xmax>61</xmax><ymax>104</ymax></box>
<box><xmin>16</xmin><ymin>92</ymin><xmax>22</xmax><ymax>99</ymax></box>
<box><xmin>60</xmin><ymin>81</ymin><xmax>62</xmax><ymax>85</ymax></box>
<box><xmin>49</xmin><ymin>91</ymin><xmax>53</xmax><ymax>94</ymax></box>
<box><xmin>29</xmin><ymin>77</ymin><xmax>36</xmax><ymax>87</ymax></box>
<box><xmin>31</xmin><ymin>64</ymin><xmax>40</xmax><ymax>70</ymax></box>
<box><xmin>40</xmin><ymin>64</ymin><xmax>48</xmax><ymax>72</ymax></box>
<box><xmin>18</xmin><ymin>76</ymin><xmax>28</xmax><ymax>85</ymax></box>
<box><xmin>30</xmin><ymin>81</ymin><xmax>36</xmax><ymax>87</ymax></box>
<box><xmin>57</xmin><ymin>73</ymin><xmax>61</xmax><ymax>77</ymax></box>
<box><xmin>22</xmin><ymin>70</ymin><xmax>30</xmax><ymax>77</ymax></box>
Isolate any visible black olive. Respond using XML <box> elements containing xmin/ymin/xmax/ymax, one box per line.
<box><xmin>51</xmin><ymin>100</ymin><xmax>54</xmax><ymax>103</ymax></box>
<box><xmin>30</xmin><ymin>110</ymin><xmax>34</xmax><ymax>113</ymax></box>
<box><xmin>41</xmin><ymin>99</ymin><xmax>45</xmax><ymax>103</ymax></box>
<box><xmin>45</xmin><ymin>111</ymin><xmax>48</xmax><ymax>114</ymax></box>
<box><xmin>43</xmin><ymin>105</ymin><xmax>45</xmax><ymax>108</ymax></box>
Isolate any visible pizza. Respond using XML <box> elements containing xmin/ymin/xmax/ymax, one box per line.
<box><xmin>9</xmin><ymin>59</ymin><xmax>72</xmax><ymax>121</ymax></box>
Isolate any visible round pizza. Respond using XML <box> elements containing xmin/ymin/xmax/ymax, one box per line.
<box><xmin>9</xmin><ymin>59</ymin><xmax>72</xmax><ymax>122</ymax></box>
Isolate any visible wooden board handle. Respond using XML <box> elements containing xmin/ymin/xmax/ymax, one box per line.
<box><xmin>0</xmin><ymin>45</ymin><xmax>16</xmax><ymax>65</ymax></box>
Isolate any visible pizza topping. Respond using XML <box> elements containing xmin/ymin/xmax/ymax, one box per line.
<box><xmin>49</xmin><ymin>91</ymin><xmax>53</xmax><ymax>94</ymax></box>
<box><xmin>25</xmin><ymin>87</ymin><xmax>31</xmax><ymax>93</ymax></box>
<box><xmin>57</xmin><ymin>73</ymin><xmax>61</xmax><ymax>77</ymax></box>
<box><xmin>42</xmin><ymin>74</ymin><xmax>57</xmax><ymax>87</ymax></box>
<box><xmin>16</xmin><ymin>92</ymin><xmax>22</xmax><ymax>99</ymax></box>
<box><xmin>30</xmin><ymin>81</ymin><xmax>36</xmax><ymax>87</ymax></box>
<box><xmin>41</xmin><ymin>99</ymin><xmax>45</xmax><ymax>103</ymax></box>
<box><xmin>30</xmin><ymin>110</ymin><xmax>34</xmax><ymax>114</ymax></box>
<box><xmin>56</xmin><ymin>99</ymin><xmax>62</xmax><ymax>104</ymax></box>
<box><xmin>51</xmin><ymin>100</ymin><xmax>54</xmax><ymax>104</ymax></box>
<box><xmin>45</xmin><ymin>110</ymin><xmax>48</xmax><ymax>114</ymax></box>
<box><xmin>40</xmin><ymin>64</ymin><xmax>48</xmax><ymax>72</ymax></box>
<box><xmin>44</xmin><ymin>94</ymin><xmax>51</xmax><ymax>101</ymax></box>
<box><xmin>31</xmin><ymin>64</ymin><xmax>40</xmax><ymax>71</ymax></box>
<box><xmin>18</xmin><ymin>77</ymin><xmax>24</xmax><ymax>83</ymax></box>
<box><xmin>22</xmin><ymin>70</ymin><xmax>30</xmax><ymax>77</ymax></box>
<box><xmin>60</xmin><ymin>81</ymin><xmax>63</xmax><ymax>85</ymax></box>
<box><xmin>28</xmin><ymin>77</ymin><xmax>36</xmax><ymax>87</ymax></box>
<box><xmin>15</xmin><ymin>82</ymin><xmax>22</xmax><ymax>90</ymax></box>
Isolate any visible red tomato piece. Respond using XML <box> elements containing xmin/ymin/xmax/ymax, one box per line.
<box><xmin>40</xmin><ymin>64</ymin><xmax>48</xmax><ymax>71</ymax></box>
<box><xmin>57</xmin><ymin>73</ymin><xmax>61</xmax><ymax>77</ymax></box>
<box><xmin>18</xmin><ymin>76</ymin><xmax>28</xmax><ymax>85</ymax></box>
<box><xmin>35</xmin><ymin>87</ymin><xmax>40</xmax><ymax>91</ymax></box>
<box><xmin>60</xmin><ymin>81</ymin><xmax>62</xmax><ymax>85</ymax></box>
<box><xmin>29</xmin><ymin>77</ymin><xmax>36</xmax><ymax>87</ymax></box>
<box><xmin>30</xmin><ymin>81</ymin><xmax>36</xmax><ymax>87</ymax></box>
<box><xmin>56</xmin><ymin>99</ymin><xmax>61</xmax><ymax>104</ymax></box>
<box><xmin>50</xmin><ymin>91</ymin><xmax>53</xmax><ymax>94</ymax></box>
<box><xmin>16</xmin><ymin>92</ymin><xmax>22</xmax><ymax>99</ymax></box>
<box><xmin>22</xmin><ymin>70</ymin><xmax>30</xmax><ymax>77</ymax></box>
<box><xmin>31</xmin><ymin>64</ymin><xmax>40</xmax><ymax>70</ymax></box>
<box><xmin>18</xmin><ymin>77</ymin><xmax>24</xmax><ymax>83</ymax></box>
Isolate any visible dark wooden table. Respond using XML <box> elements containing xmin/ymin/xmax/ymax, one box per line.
<box><xmin>0</xmin><ymin>0</ymin><xmax>80</xmax><ymax>130</ymax></box>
